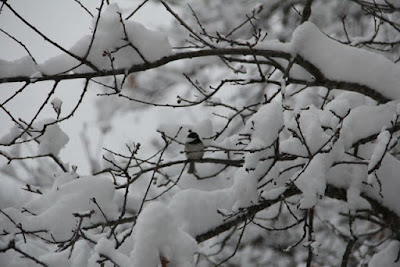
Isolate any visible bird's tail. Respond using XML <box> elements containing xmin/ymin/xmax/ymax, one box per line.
<box><xmin>188</xmin><ymin>162</ymin><xmax>196</xmax><ymax>174</ymax></box>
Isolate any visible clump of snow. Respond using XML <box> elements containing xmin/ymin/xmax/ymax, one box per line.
<box><xmin>39</xmin><ymin>248</ymin><xmax>71</xmax><ymax>267</ymax></box>
<box><xmin>30</xmin><ymin>71</ymin><xmax>43</xmax><ymax>81</ymax></box>
<box><xmin>261</xmin><ymin>186</ymin><xmax>286</xmax><ymax>200</ymax></box>
<box><xmin>243</xmin><ymin>102</ymin><xmax>283</xmax><ymax>171</ymax></box>
<box><xmin>0</xmin><ymin>125</ymin><xmax>21</xmax><ymax>144</ymax></box>
<box><xmin>103</xmin><ymin>151</ymin><xmax>117</xmax><ymax>170</ymax></box>
<box><xmin>51</xmin><ymin>97</ymin><xmax>62</xmax><ymax>113</ymax></box>
<box><xmin>369</xmin><ymin>241</ymin><xmax>400</xmax><ymax>267</ymax></box>
<box><xmin>282</xmin><ymin>106</ymin><xmax>347</xmax><ymax>209</ymax></box>
<box><xmin>294</xmin><ymin>154</ymin><xmax>329</xmax><ymax>209</ymax></box>
<box><xmin>292</xmin><ymin>21</ymin><xmax>400</xmax><ymax>100</ymax></box>
<box><xmin>131</xmin><ymin>201</ymin><xmax>197</xmax><ymax>267</ymax></box>
<box><xmin>0</xmin><ymin>235</ymin><xmax>13</xmax><ymax>250</ymax></box>
<box><xmin>325</xmin><ymin>98</ymin><xmax>351</xmax><ymax>119</ymax></box>
<box><xmin>347</xmin><ymin>187</ymin><xmax>371</xmax><ymax>212</ymax></box>
<box><xmin>243</xmin><ymin>147</ymin><xmax>273</xmax><ymax>174</ymax></box>
<box><xmin>368</xmin><ymin>130</ymin><xmax>390</xmax><ymax>174</ymax></box>
<box><xmin>37</xmin><ymin>121</ymin><xmax>69</xmax><ymax>156</ymax></box>
<box><xmin>341</xmin><ymin>102</ymin><xmax>397</xmax><ymax>148</ymax></box>
<box><xmin>168</xmin><ymin>188</ymin><xmax>233</xmax><ymax>236</ymax></box>
<box><xmin>95</xmin><ymin>238</ymin><xmax>132</xmax><ymax>267</ymax></box>
<box><xmin>4</xmin><ymin>241</ymin><xmax>48</xmax><ymax>266</ymax></box>
<box><xmin>245</xmin><ymin>101</ymin><xmax>283</xmax><ymax>150</ymax></box>
<box><xmin>0</xmin><ymin>175</ymin><xmax>118</xmax><ymax>241</ymax></box>
<box><xmin>368</xmin><ymin>153</ymin><xmax>400</xmax><ymax>216</ymax></box>
<box><xmin>396</xmin><ymin>102</ymin><xmax>400</xmax><ymax>115</ymax></box>
<box><xmin>0</xmin><ymin>56</ymin><xmax>38</xmax><ymax>79</ymax></box>
<box><xmin>167</xmin><ymin>164</ymin><xmax>260</xmax><ymax>236</ymax></box>
<box><xmin>69</xmin><ymin>240</ymin><xmax>92</xmax><ymax>267</ymax></box>
<box><xmin>36</xmin><ymin>240</ymin><xmax>91</xmax><ymax>267</ymax></box>
<box><xmin>327</xmin><ymin>145</ymin><xmax>400</xmax><ymax>217</ymax></box>
<box><xmin>52</xmin><ymin>172</ymin><xmax>78</xmax><ymax>188</ymax></box>
<box><xmin>0</xmin><ymin>4</ymin><xmax>172</xmax><ymax>79</ymax></box>
<box><xmin>282</xmin><ymin>106</ymin><xmax>331</xmax><ymax>156</ymax></box>
<box><xmin>40</xmin><ymin>4</ymin><xmax>172</xmax><ymax>75</ymax></box>
<box><xmin>254</xmin><ymin>38</ymin><xmax>293</xmax><ymax>55</ymax></box>
<box><xmin>230</xmin><ymin>168</ymin><xmax>260</xmax><ymax>211</ymax></box>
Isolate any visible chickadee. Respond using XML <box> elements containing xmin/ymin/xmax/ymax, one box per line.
<box><xmin>184</xmin><ymin>131</ymin><xmax>204</xmax><ymax>174</ymax></box>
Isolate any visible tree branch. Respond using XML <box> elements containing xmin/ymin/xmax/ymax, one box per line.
<box><xmin>0</xmin><ymin>48</ymin><xmax>391</xmax><ymax>103</ymax></box>
<box><xmin>301</xmin><ymin>0</ymin><xmax>314</xmax><ymax>23</ymax></box>
<box><xmin>341</xmin><ymin>237</ymin><xmax>357</xmax><ymax>267</ymax></box>
<box><xmin>196</xmin><ymin>185</ymin><xmax>400</xmax><ymax>244</ymax></box>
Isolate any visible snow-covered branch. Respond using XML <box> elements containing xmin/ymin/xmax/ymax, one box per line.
<box><xmin>2</xmin><ymin>1</ymin><xmax>400</xmax><ymax>266</ymax></box>
<box><xmin>0</xmin><ymin>46</ymin><xmax>395</xmax><ymax>103</ymax></box>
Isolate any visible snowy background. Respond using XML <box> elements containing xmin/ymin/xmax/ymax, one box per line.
<box><xmin>0</xmin><ymin>0</ymin><xmax>175</xmax><ymax>174</ymax></box>
<box><xmin>1</xmin><ymin>0</ymin><xmax>400</xmax><ymax>266</ymax></box>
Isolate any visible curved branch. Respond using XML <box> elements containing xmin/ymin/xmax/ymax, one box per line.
<box><xmin>352</xmin><ymin>123</ymin><xmax>400</xmax><ymax>147</ymax></box>
<box><xmin>195</xmin><ymin>185</ymin><xmax>400</xmax><ymax>244</ymax></box>
<box><xmin>0</xmin><ymin>49</ymin><xmax>287</xmax><ymax>84</ymax></box>
<box><xmin>196</xmin><ymin>185</ymin><xmax>301</xmax><ymax>242</ymax></box>
<box><xmin>0</xmin><ymin>48</ymin><xmax>391</xmax><ymax>103</ymax></box>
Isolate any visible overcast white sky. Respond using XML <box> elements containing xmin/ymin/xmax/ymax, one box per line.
<box><xmin>0</xmin><ymin>0</ymin><xmax>175</xmax><ymax>173</ymax></box>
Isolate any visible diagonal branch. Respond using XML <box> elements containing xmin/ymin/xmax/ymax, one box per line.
<box><xmin>3</xmin><ymin>2</ymin><xmax>100</xmax><ymax>72</ymax></box>
<box><xmin>195</xmin><ymin>185</ymin><xmax>400</xmax><ymax>244</ymax></box>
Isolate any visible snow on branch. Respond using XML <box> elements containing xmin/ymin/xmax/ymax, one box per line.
<box><xmin>2</xmin><ymin>1</ymin><xmax>400</xmax><ymax>266</ymax></box>
<box><xmin>0</xmin><ymin>3</ymin><xmax>172</xmax><ymax>80</ymax></box>
<box><xmin>1</xmin><ymin>17</ymin><xmax>399</xmax><ymax>103</ymax></box>
<box><xmin>291</xmin><ymin>21</ymin><xmax>400</xmax><ymax>102</ymax></box>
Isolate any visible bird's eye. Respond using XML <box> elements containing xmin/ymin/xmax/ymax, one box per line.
<box><xmin>188</xmin><ymin>132</ymin><xmax>198</xmax><ymax>138</ymax></box>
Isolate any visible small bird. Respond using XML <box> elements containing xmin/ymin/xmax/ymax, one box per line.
<box><xmin>184</xmin><ymin>131</ymin><xmax>204</xmax><ymax>174</ymax></box>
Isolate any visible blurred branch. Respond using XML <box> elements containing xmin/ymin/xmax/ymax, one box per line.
<box><xmin>301</xmin><ymin>0</ymin><xmax>314</xmax><ymax>23</ymax></box>
<box><xmin>341</xmin><ymin>237</ymin><xmax>357</xmax><ymax>267</ymax></box>
<box><xmin>350</xmin><ymin>0</ymin><xmax>400</xmax><ymax>13</ymax></box>
<box><xmin>306</xmin><ymin>208</ymin><xmax>314</xmax><ymax>267</ymax></box>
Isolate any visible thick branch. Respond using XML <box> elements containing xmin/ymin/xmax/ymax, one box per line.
<box><xmin>352</xmin><ymin>123</ymin><xmax>400</xmax><ymax>147</ymax></box>
<box><xmin>0</xmin><ymin>48</ymin><xmax>391</xmax><ymax>103</ymax></box>
<box><xmin>0</xmin><ymin>48</ymin><xmax>288</xmax><ymax>84</ymax></box>
<box><xmin>341</xmin><ymin>238</ymin><xmax>357</xmax><ymax>267</ymax></box>
<box><xmin>196</xmin><ymin>185</ymin><xmax>301</xmax><ymax>242</ymax></box>
<box><xmin>195</xmin><ymin>185</ymin><xmax>400</xmax><ymax>244</ymax></box>
<box><xmin>301</xmin><ymin>0</ymin><xmax>314</xmax><ymax>23</ymax></box>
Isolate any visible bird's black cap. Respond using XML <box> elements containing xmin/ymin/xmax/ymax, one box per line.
<box><xmin>188</xmin><ymin>132</ymin><xmax>199</xmax><ymax>139</ymax></box>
